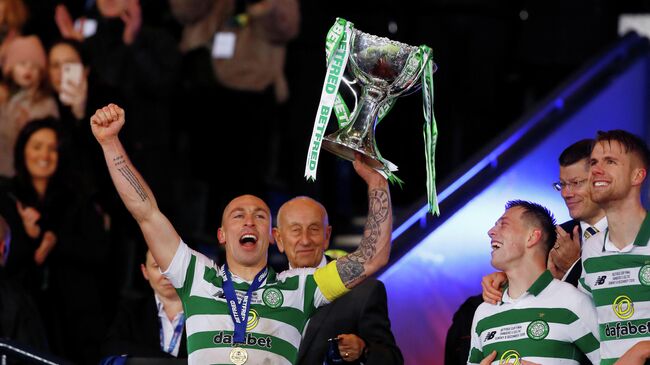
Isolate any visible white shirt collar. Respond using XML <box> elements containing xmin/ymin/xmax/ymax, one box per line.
<box><xmin>288</xmin><ymin>255</ymin><xmax>327</xmax><ymax>270</ymax></box>
<box><xmin>580</xmin><ymin>216</ymin><xmax>608</xmax><ymax>238</ymax></box>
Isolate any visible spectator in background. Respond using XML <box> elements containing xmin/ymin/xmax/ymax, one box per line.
<box><xmin>0</xmin><ymin>0</ymin><xmax>28</xmax><ymax>71</ymax></box>
<box><xmin>273</xmin><ymin>196</ymin><xmax>403</xmax><ymax>365</ymax></box>
<box><xmin>0</xmin><ymin>118</ymin><xmax>112</xmax><ymax>364</ymax></box>
<box><xmin>55</xmin><ymin>0</ymin><xmax>181</xmax><ymax>293</ymax></box>
<box><xmin>0</xmin><ymin>35</ymin><xmax>58</xmax><ymax>177</ymax></box>
<box><xmin>55</xmin><ymin>0</ymin><xmax>181</xmax><ymax>197</ymax></box>
<box><xmin>169</xmin><ymin>0</ymin><xmax>300</xmax><ymax>228</ymax></box>
<box><xmin>102</xmin><ymin>249</ymin><xmax>187</xmax><ymax>359</ymax></box>
<box><xmin>48</xmin><ymin>38</ymin><xmax>88</xmax><ymax>121</ymax></box>
<box><xmin>47</xmin><ymin>38</ymin><xmax>120</xmax><ymax>197</ymax></box>
<box><xmin>0</xmin><ymin>214</ymin><xmax>49</xmax><ymax>353</ymax></box>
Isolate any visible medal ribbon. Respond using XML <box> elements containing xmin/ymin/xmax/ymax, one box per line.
<box><xmin>159</xmin><ymin>313</ymin><xmax>186</xmax><ymax>354</ymax></box>
<box><xmin>304</xmin><ymin>17</ymin><xmax>352</xmax><ymax>181</ymax></box>
<box><xmin>222</xmin><ymin>264</ymin><xmax>268</xmax><ymax>343</ymax></box>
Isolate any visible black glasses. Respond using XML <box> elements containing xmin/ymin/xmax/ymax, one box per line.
<box><xmin>552</xmin><ymin>178</ymin><xmax>588</xmax><ymax>192</ymax></box>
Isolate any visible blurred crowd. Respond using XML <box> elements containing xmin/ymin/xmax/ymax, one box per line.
<box><xmin>0</xmin><ymin>0</ymin><xmax>299</xmax><ymax>363</ymax></box>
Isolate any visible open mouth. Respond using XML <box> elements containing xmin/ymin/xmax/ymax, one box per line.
<box><xmin>593</xmin><ymin>181</ymin><xmax>610</xmax><ymax>188</ymax></box>
<box><xmin>491</xmin><ymin>241</ymin><xmax>503</xmax><ymax>251</ymax></box>
<box><xmin>239</xmin><ymin>233</ymin><xmax>258</xmax><ymax>246</ymax></box>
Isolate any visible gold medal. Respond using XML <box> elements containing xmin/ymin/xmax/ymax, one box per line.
<box><xmin>229</xmin><ymin>347</ymin><xmax>248</xmax><ymax>365</ymax></box>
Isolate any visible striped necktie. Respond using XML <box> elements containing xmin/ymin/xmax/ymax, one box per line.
<box><xmin>583</xmin><ymin>226</ymin><xmax>599</xmax><ymax>240</ymax></box>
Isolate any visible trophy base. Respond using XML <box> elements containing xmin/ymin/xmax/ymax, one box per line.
<box><xmin>322</xmin><ymin>138</ymin><xmax>386</xmax><ymax>170</ymax></box>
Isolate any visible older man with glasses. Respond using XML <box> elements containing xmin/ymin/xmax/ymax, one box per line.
<box><xmin>548</xmin><ymin>139</ymin><xmax>607</xmax><ymax>285</ymax></box>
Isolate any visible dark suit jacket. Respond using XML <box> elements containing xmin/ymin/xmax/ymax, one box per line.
<box><xmin>101</xmin><ymin>293</ymin><xmax>187</xmax><ymax>359</ymax></box>
<box><xmin>559</xmin><ymin>219</ymin><xmax>582</xmax><ymax>287</ymax></box>
<box><xmin>297</xmin><ymin>278</ymin><xmax>403</xmax><ymax>365</ymax></box>
<box><xmin>444</xmin><ymin>294</ymin><xmax>483</xmax><ymax>365</ymax></box>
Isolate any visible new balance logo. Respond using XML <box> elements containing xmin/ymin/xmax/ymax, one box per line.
<box><xmin>484</xmin><ymin>331</ymin><xmax>497</xmax><ymax>341</ymax></box>
<box><xmin>595</xmin><ymin>276</ymin><xmax>607</xmax><ymax>286</ymax></box>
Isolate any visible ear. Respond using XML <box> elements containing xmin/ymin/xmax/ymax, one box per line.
<box><xmin>632</xmin><ymin>167</ymin><xmax>647</xmax><ymax>186</ymax></box>
<box><xmin>323</xmin><ymin>225</ymin><xmax>332</xmax><ymax>250</ymax></box>
<box><xmin>140</xmin><ymin>263</ymin><xmax>149</xmax><ymax>281</ymax></box>
<box><xmin>269</xmin><ymin>226</ymin><xmax>275</xmax><ymax>245</ymax></box>
<box><xmin>217</xmin><ymin>227</ymin><xmax>226</xmax><ymax>245</ymax></box>
<box><xmin>526</xmin><ymin>228</ymin><xmax>543</xmax><ymax>249</ymax></box>
<box><xmin>273</xmin><ymin>227</ymin><xmax>284</xmax><ymax>253</ymax></box>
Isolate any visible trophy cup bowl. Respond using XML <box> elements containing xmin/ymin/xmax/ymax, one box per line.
<box><xmin>321</xmin><ymin>28</ymin><xmax>436</xmax><ymax>170</ymax></box>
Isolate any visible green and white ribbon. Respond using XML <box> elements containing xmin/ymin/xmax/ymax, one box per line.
<box><xmin>420</xmin><ymin>46</ymin><xmax>439</xmax><ymax>215</ymax></box>
<box><xmin>304</xmin><ymin>18</ymin><xmax>352</xmax><ymax>181</ymax></box>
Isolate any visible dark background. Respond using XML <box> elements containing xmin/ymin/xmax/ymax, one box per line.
<box><xmin>21</xmin><ymin>0</ymin><xmax>650</xmax><ymax>249</ymax></box>
<box><xmin>279</xmin><ymin>0</ymin><xmax>630</xmax><ymax>231</ymax></box>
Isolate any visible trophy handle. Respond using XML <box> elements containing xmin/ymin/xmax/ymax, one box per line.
<box><xmin>322</xmin><ymin>85</ymin><xmax>390</xmax><ymax>170</ymax></box>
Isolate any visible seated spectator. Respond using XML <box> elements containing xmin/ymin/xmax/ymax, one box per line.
<box><xmin>102</xmin><ymin>249</ymin><xmax>187</xmax><ymax>359</ymax></box>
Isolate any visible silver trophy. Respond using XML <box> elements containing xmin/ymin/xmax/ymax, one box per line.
<box><xmin>321</xmin><ymin>27</ymin><xmax>437</xmax><ymax>171</ymax></box>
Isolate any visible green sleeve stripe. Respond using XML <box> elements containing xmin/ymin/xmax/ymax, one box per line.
<box><xmin>579</xmin><ymin>277</ymin><xmax>592</xmax><ymax>293</ymax></box>
<box><xmin>574</xmin><ymin>332</ymin><xmax>600</xmax><ymax>353</ymax></box>
<box><xmin>176</xmin><ymin>254</ymin><xmax>196</xmax><ymax>299</ymax></box>
<box><xmin>303</xmin><ymin>275</ymin><xmax>318</xmax><ymax>316</ymax></box>
<box><xmin>476</xmin><ymin>308</ymin><xmax>578</xmax><ymax>335</ymax></box>
<box><xmin>468</xmin><ymin>347</ymin><xmax>484</xmax><ymax>363</ymax></box>
<box><xmin>187</xmin><ymin>330</ymin><xmax>297</xmax><ymax>363</ymax></box>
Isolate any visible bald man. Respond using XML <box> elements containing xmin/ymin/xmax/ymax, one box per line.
<box><xmin>90</xmin><ymin>103</ymin><xmax>394</xmax><ymax>364</ymax></box>
<box><xmin>274</xmin><ymin>197</ymin><xmax>403</xmax><ymax>364</ymax></box>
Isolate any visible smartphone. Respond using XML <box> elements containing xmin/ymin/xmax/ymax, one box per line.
<box><xmin>326</xmin><ymin>337</ymin><xmax>344</xmax><ymax>364</ymax></box>
<box><xmin>61</xmin><ymin>62</ymin><xmax>83</xmax><ymax>87</ymax></box>
<box><xmin>73</xmin><ymin>17</ymin><xmax>98</xmax><ymax>38</ymax></box>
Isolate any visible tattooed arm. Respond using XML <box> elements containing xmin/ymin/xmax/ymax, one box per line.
<box><xmin>91</xmin><ymin>104</ymin><xmax>179</xmax><ymax>270</ymax></box>
<box><xmin>336</xmin><ymin>156</ymin><xmax>393</xmax><ymax>288</ymax></box>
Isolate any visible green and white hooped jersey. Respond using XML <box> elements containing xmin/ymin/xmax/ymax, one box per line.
<box><xmin>163</xmin><ymin>241</ymin><xmax>330</xmax><ymax>365</ymax></box>
<box><xmin>469</xmin><ymin>271</ymin><xmax>600</xmax><ymax>365</ymax></box>
<box><xmin>579</xmin><ymin>213</ymin><xmax>650</xmax><ymax>365</ymax></box>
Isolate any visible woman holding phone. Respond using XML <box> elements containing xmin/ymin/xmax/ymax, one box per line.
<box><xmin>47</xmin><ymin>39</ymin><xmax>88</xmax><ymax>120</ymax></box>
<box><xmin>47</xmin><ymin>39</ymin><xmax>121</xmax><ymax>213</ymax></box>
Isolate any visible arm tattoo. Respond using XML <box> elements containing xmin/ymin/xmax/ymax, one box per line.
<box><xmin>337</xmin><ymin>188</ymin><xmax>390</xmax><ymax>286</ymax></box>
<box><xmin>114</xmin><ymin>155</ymin><xmax>149</xmax><ymax>202</ymax></box>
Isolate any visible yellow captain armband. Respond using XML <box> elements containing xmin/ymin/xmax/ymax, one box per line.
<box><xmin>314</xmin><ymin>260</ymin><xmax>350</xmax><ymax>301</ymax></box>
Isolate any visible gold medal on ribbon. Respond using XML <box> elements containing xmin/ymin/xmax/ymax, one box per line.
<box><xmin>229</xmin><ymin>347</ymin><xmax>248</xmax><ymax>365</ymax></box>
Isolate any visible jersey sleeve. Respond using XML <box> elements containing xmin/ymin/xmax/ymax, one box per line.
<box><xmin>162</xmin><ymin>240</ymin><xmax>213</xmax><ymax>297</ymax></box>
<box><xmin>570</xmin><ymin>291</ymin><xmax>601</xmax><ymax>365</ymax></box>
<box><xmin>578</xmin><ymin>236</ymin><xmax>595</xmax><ymax>298</ymax></box>
<box><xmin>313</xmin><ymin>260</ymin><xmax>350</xmax><ymax>302</ymax></box>
<box><xmin>467</xmin><ymin>307</ymin><xmax>484</xmax><ymax>365</ymax></box>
